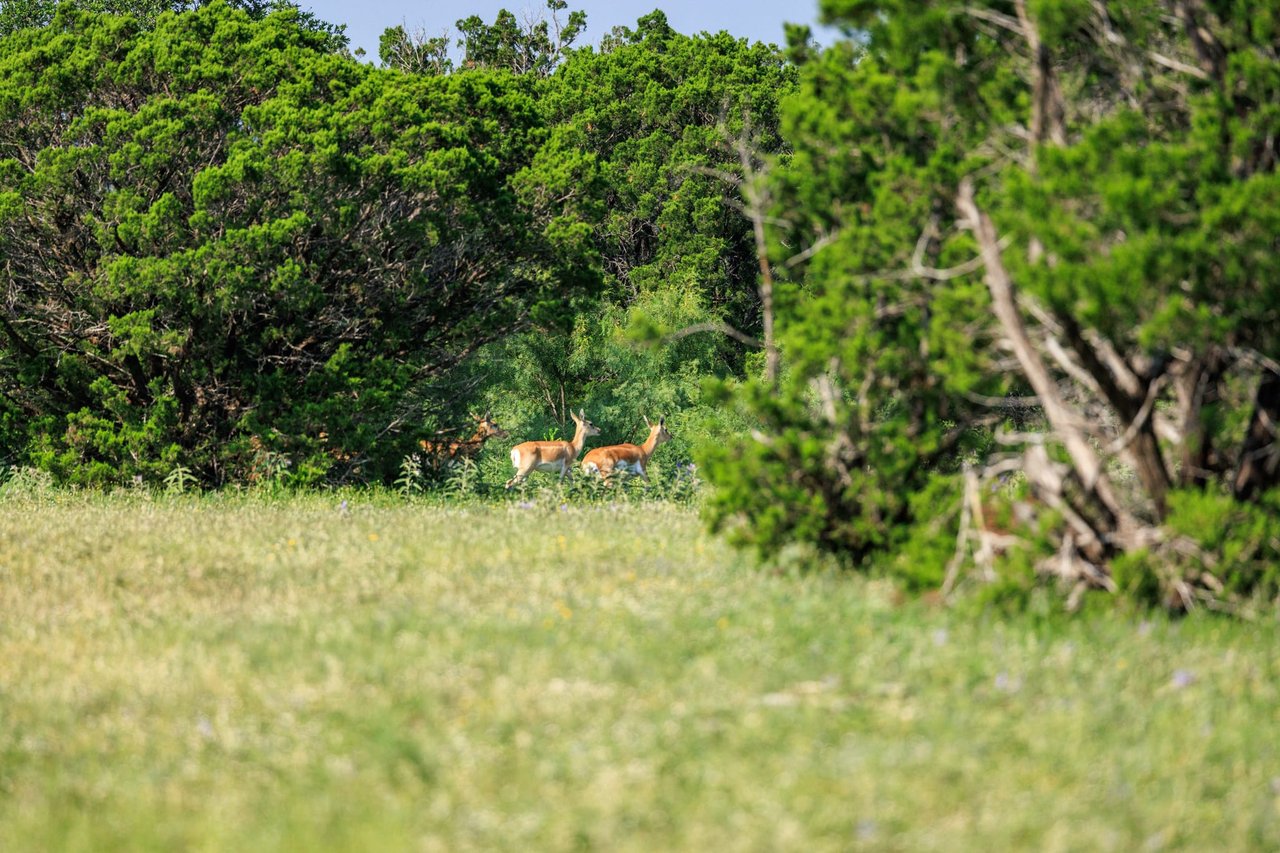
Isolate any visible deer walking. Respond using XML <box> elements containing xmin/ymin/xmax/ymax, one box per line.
<box><xmin>419</xmin><ymin>412</ymin><xmax>509</xmax><ymax>470</ymax></box>
<box><xmin>581</xmin><ymin>415</ymin><xmax>671</xmax><ymax>482</ymax></box>
<box><xmin>505</xmin><ymin>409</ymin><xmax>600</xmax><ymax>488</ymax></box>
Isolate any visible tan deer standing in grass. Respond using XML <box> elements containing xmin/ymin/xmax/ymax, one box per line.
<box><xmin>581</xmin><ymin>415</ymin><xmax>671</xmax><ymax>482</ymax></box>
<box><xmin>419</xmin><ymin>412</ymin><xmax>509</xmax><ymax>470</ymax></box>
<box><xmin>505</xmin><ymin>409</ymin><xmax>600</xmax><ymax>488</ymax></box>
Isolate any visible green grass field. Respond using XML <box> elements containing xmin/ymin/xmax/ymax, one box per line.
<box><xmin>1</xmin><ymin>492</ymin><xmax>1278</xmax><ymax>850</ymax></box>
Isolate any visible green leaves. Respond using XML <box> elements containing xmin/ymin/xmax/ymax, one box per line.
<box><xmin>544</xmin><ymin>21</ymin><xmax>795</xmax><ymax>323</ymax></box>
<box><xmin>0</xmin><ymin>2</ymin><xmax>599</xmax><ymax>485</ymax></box>
<box><xmin>706</xmin><ymin>0</ymin><xmax>1280</xmax><ymax>607</ymax></box>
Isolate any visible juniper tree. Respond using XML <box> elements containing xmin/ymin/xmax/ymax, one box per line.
<box><xmin>704</xmin><ymin>0</ymin><xmax>1280</xmax><ymax>609</ymax></box>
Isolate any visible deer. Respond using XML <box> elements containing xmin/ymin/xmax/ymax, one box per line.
<box><xmin>419</xmin><ymin>411</ymin><xmax>509</xmax><ymax>470</ymax></box>
<box><xmin>505</xmin><ymin>409</ymin><xmax>600</xmax><ymax>488</ymax></box>
<box><xmin>580</xmin><ymin>415</ymin><xmax>671</xmax><ymax>482</ymax></box>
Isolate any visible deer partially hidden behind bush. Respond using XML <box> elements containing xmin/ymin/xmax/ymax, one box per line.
<box><xmin>505</xmin><ymin>409</ymin><xmax>599</xmax><ymax>488</ymax></box>
<box><xmin>419</xmin><ymin>411</ymin><xmax>509</xmax><ymax>471</ymax></box>
<box><xmin>581</xmin><ymin>415</ymin><xmax>671</xmax><ymax>482</ymax></box>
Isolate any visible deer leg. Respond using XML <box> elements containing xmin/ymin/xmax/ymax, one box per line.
<box><xmin>505</xmin><ymin>461</ymin><xmax>536</xmax><ymax>489</ymax></box>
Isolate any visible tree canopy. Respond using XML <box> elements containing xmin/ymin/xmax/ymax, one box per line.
<box><xmin>0</xmin><ymin>0</ymin><xmax>345</xmax><ymax>42</ymax></box>
<box><xmin>0</xmin><ymin>1</ymin><xmax>597</xmax><ymax>484</ymax></box>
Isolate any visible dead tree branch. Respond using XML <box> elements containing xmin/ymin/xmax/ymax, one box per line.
<box><xmin>957</xmin><ymin>178</ymin><xmax>1131</xmax><ymax>541</ymax></box>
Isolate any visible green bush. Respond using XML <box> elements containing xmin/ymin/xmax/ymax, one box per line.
<box><xmin>700</xmin><ymin>0</ymin><xmax>1280</xmax><ymax>615</ymax></box>
<box><xmin>1112</xmin><ymin>489</ymin><xmax>1280</xmax><ymax>610</ymax></box>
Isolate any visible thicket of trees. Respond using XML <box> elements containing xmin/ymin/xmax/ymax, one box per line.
<box><xmin>381</xmin><ymin>5</ymin><xmax>796</xmax><ymax>466</ymax></box>
<box><xmin>0</xmin><ymin>2</ymin><xmax>599</xmax><ymax>484</ymax></box>
<box><xmin>459</xmin><ymin>11</ymin><xmax>794</xmax><ymax>462</ymax></box>
<box><xmin>0</xmin><ymin>1</ymin><xmax>792</xmax><ymax>485</ymax></box>
<box><xmin>2</xmin><ymin>0</ymin><xmax>1277</xmax><ymax>610</ymax></box>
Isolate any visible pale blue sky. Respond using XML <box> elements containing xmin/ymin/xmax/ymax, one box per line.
<box><xmin>299</xmin><ymin>1</ymin><xmax>844</xmax><ymax>61</ymax></box>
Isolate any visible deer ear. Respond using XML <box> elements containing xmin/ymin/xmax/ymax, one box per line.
<box><xmin>579</xmin><ymin>408</ymin><xmax>586</xmax><ymax>419</ymax></box>
<box><xmin>659</xmin><ymin>416</ymin><xmax>666</xmax><ymax>427</ymax></box>
<box><xmin>484</xmin><ymin>410</ymin><xmax>492</xmax><ymax>420</ymax></box>
<box><xmin>643</xmin><ymin>415</ymin><xmax>651</xmax><ymax>428</ymax></box>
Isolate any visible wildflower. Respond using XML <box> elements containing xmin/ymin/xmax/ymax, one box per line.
<box><xmin>994</xmin><ymin>672</ymin><xmax>1021</xmax><ymax>692</ymax></box>
<box><xmin>1170</xmin><ymin>669</ymin><xmax>1195</xmax><ymax>690</ymax></box>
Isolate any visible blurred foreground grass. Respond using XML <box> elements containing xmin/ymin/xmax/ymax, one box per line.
<box><xmin>1</xmin><ymin>493</ymin><xmax>1278</xmax><ymax>850</ymax></box>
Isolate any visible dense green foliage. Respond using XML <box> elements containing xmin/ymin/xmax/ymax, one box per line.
<box><xmin>0</xmin><ymin>0</ymin><xmax>344</xmax><ymax>43</ymax></box>
<box><xmin>0</xmin><ymin>2</ymin><xmax>792</xmax><ymax>493</ymax></box>
<box><xmin>704</xmin><ymin>0</ymin><xmax>1280</xmax><ymax>609</ymax></box>
<box><xmin>0</xmin><ymin>2</ymin><xmax>597</xmax><ymax>485</ymax></box>
<box><xmin>462</xmin><ymin>12</ymin><xmax>795</xmax><ymax>464</ymax></box>
<box><xmin>702</xmin><ymin>30</ymin><xmax>1007</xmax><ymax>577</ymax></box>
<box><xmin>377</xmin><ymin>8</ymin><xmax>796</xmax><ymax>478</ymax></box>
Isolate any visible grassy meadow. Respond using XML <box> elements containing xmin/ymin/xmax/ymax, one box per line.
<box><xmin>1</xmin><ymin>491</ymin><xmax>1278</xmax><ymax>851</ymax></box>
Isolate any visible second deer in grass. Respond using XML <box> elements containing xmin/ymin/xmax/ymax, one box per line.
<box><xmin>505</xmin><ymin>409</ymin><xmax>600</xmax><ymax>488</ymax></box>
<box><xmin>581</xmin><ymin>415</ymin><xmax>671</xmax><ymax>482</ymax></box>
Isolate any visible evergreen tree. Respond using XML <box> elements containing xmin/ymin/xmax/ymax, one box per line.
<box><xmin>705</xmin><ymin>0</ymin><xmax>1280</xmax><ymax>608</ymax></box>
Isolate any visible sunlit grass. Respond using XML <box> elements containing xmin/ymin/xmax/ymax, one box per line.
<box><xmin>1</xmin><ymin>492</ymin><xmax>1277</xmax><ymax>850</ymax></box>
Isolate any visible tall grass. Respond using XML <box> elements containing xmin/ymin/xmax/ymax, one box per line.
<box><xmin>1</xmin><ymin>492</ymin><xmax>1277</xmax><ymax>850</ymax></box>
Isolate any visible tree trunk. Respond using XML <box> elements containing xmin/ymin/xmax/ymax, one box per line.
<box><xmin>957</xmin><ymin>179</ymin><xmax>1131</xmax><ymax>545</ymax></box>
<box><xmin>1057</xmin><ymin>316</ymin><xmax>1172</xmax><ymax>518</ymax></box>
<box><xmin>1015</xmin><ymin>0</ymin><xmax>1068</xmax><ymax>147</ymax></box>
<box><xmin>1233</xmin><ymin>370</ymin><xmax>1280</xmax><ymax>500</ymax></box>
<box><xmin>1173</xmin><ymin>349</ymin><xmax>1228</xmax><ymax>488</ymax></box>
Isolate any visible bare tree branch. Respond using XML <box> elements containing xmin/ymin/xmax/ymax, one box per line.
<box><xmin>663</xmin><ymin>321</ymin><xmax>764</xmax><ymax>349</ymax></box>
<box><xmin>957</xmin><ymin>177</ymin><xmax>1130</xmax><ymax>536</ymax></box>
<box><xmin>1014</xmin><ymin>0</ymin><xmax>1068</xmax><ymax>147</ymax></box>
<box><xmin>783</xmin><ymin>228</ymin><xmax>840</xmax><ymax>269</ymax></box>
